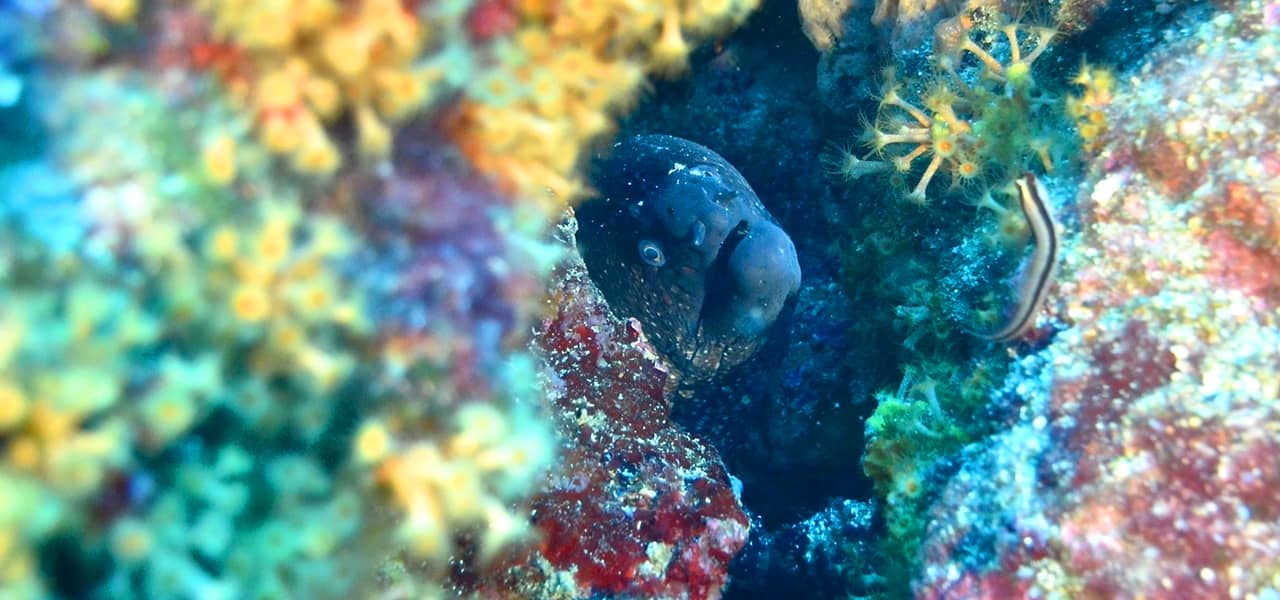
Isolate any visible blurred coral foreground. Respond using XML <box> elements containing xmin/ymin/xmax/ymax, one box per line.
<box><xmin>0</xmin><ymin>0</ymin><xmax>755</xmax><ymax>598</ymax></box>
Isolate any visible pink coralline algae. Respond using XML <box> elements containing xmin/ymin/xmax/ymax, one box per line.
<box><xmin>916</xmin><ymin>3</ymin><xmax>1280</xmax><ymax>598</ymax></box>
<box><xmin>498</xmin><ymin>222</ymin><xmax>750</xmax><ymax>599</ymax></box>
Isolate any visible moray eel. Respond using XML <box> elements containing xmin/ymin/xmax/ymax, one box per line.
<box><xmin>577</xmin><ymin>134</ymin><xmax>801</xmax><ymax>383</ymax></box>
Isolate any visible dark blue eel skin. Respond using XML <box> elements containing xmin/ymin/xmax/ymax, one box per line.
<box><xmin>577</xmin><ymin>134</ymin><xmax>802</xmax><ymax>384</ymax></box>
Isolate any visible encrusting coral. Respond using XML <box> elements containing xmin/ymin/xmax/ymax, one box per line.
<box><xmin>193</xmin><ymin>0</ymin><xmax>433</xmax><ymax>174</ymax></box>
<box><xmin>0</xmin><ymin>52</ymin><xmax>556</xmax><ymax>600</ymax></box>
<box><xmin>111</xmin><ymin>0</ymin><xmax>763</xmax><ymax>213</ymax></box>
<box><xmin>445</xmin><ymin>0</ymin><xmax>761</xmax><ymax>209</ymax></box>
<box><xmin>916</xmin><ymin>4</ymin><xmax>1280</xmax><ymax>595</ymax></box>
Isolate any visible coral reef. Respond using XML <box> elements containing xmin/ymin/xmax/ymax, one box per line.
<box><xmin>192</xmin><ymin>0</ymin><xmax>431</xmax><ymax>174</ymax></box>
<box><xmin>0</xmin><ymin>53</ymin><xmax>555</xmax><ymax>600</ymax></box>
<box><xmin>11</xmin><ymin>0</ymin><xmax>1280</xmax><ymax>597</ymax></box>
<box><xmin>1065</xmin><ymin>62</ymin><xmax>1115</xmax><ymax>153</ymax></box>
<box><xmin>99</xmin><ymin>0</ymin><xmax>762</xmax><ymax>212</ymax></box>
<box><xmin>915</xmin><ymin>3</ymin><xmax>1280</xmax><ymax>596</ymax></box>
<box><xmin>345</xmin><ymin>155</ymin><xmax>560</xmax><ymax>587</ymax></box>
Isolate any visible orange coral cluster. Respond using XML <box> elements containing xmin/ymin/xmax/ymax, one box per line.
<box><xmin>197</xmin><ymin>0</ymin><xmax>434</xmax><ymax>175</ymax></box>
<box><xmin>183</xmin><ymin>0</ymin><xmax>760</xmax><ymax>214</ymax></box>
<box><xmin>858</xmin><ymin>10</ymin><xmax>1060</xmax><ymax>203</ymax></box>
<box><xmin>447</xmin><ymin>0</ymin><xmax>760</xmax><ymax>213</ymax></box>
<box><xmin>1066</xmin><ymin>62</ymin><xmax>1115</xmax><ymax>151</ymax></box>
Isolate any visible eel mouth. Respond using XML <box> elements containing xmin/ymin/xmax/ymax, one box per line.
<box><xmin>691</xmin><ymin>219</ymin><xmax>750</xmax><ymax>341</ymax></box>
<box><xmin>718</xmin><ymin>220</ymin><xmax>750</xmax><ymax>262</ymax></box>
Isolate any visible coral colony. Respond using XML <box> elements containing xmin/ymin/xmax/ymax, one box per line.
<box><xmin>1</xmin><ymin>0</ymin><xmax>1278</xmax><ymax>599</ymax></box>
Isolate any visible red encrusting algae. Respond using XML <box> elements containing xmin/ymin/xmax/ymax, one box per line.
<box><xmin>497</xmin><ymin>223</ymin><xmax>749</xmax><ymax>599</ymax></box>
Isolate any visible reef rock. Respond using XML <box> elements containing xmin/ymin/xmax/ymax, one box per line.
<box><xmin>495</xmin><ymin>219</ymin><xmax>750</xmax><ymax>599</ymax></box>
<box><xmin>915</xmin><ymin>4</ymin><xmax>1280</xmax><ymax>597</ymax></box>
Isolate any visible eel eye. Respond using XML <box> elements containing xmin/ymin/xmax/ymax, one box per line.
<box><xmin>638</xmin><ymin>239</ymin><xmax>666</xmax><ymax>267</ymax></box>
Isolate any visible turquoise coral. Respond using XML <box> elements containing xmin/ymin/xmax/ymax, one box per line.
<box><xmin>0</xmin><ymin>31</ymin><xmax>560</xmax><ymax>595</ymax></box>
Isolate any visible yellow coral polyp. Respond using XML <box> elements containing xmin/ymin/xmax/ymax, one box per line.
<box><xmin>525</xmin><ymin>68</ymin><xmax>566</xmax><ymax>118</ymax></box>
<box><xmin>477</xmin><ymin>500</ymin><xmax>530</xmax><ymax>560</ymax></box>
<box><xmin>401</xmin><ymin>509</ymin><xmax>448</xmax><ymax>561</ymax></box>
<box><xmin>582</xmin><ymin>63</ymin><xmax>648</xmax><ymax>113</ymax></box>
<box><xmin>268</xmin><ymin>323</ymin><xmax>305</xmax><ymax>351</ymax></box>
<box><xmin>470</xmin><ymin>69</ymin><xmax>527</xmax><ymax>109</ymax></box>
<box><xmin>287</xmin><ymin>280</ymin><xmax>337</xmax><ymax>320</ymax></box>
<box><xmin>259</xmin><ymin>113</ymin><xmax>306</xmax><ymax>154</ymax></box>
<box><xmin>858</xmin><ymin>12</ymin><xmax>1070</xmax><ymax>201</ymax></box>
<box><xmin>204</xmin><ymin>227</ymin><xmax>240</xmax><ymax>262</ymax></box>
<box><xmin>355</xmin><ymin>105</ymin><xmax>392</xmax><ymax>157</ymax></box>
<box><xmin>1070</xmin><ymin>63</ymin><xmax>1114</xmax><ymax>150</ymax></box>
<box><xmin>202</xmin><ymin>134</ymin><xmax>238</xmax><ymax>184</ymax></box>
<box><xmin>26</xmin><ymin>399</ymin><xmax>76</xmax><ymax>444</ymax></box>
<box><xmin>548</xmin><ymin>49</ymin><xmax>598</xmax><ymax>89</ymax></box>
<box><xmin>46</xmin><ymin>446</ymin><xmax>108</xmax><ymax>496</ymax></box>
<box><xmin>6</xmin><ymin>436</ymin><xmax>40</xmax><ymax>472</ymax></box>
<box><xmin>321</xmin><ymin>27</ymin><xmax>373</xmax><ymax>78</ymax></box>
<box><xmin>303</xmin><ymin>76</ymin><xmax>342</xmax><ymax>120</ymax></box>
<box><xmin>567</xmin><ymin>102</ymin><xmax>612</xmax><ymax>143</ymax></box>
<box><xmin>230</xmin><ymin>285</ymin><xmax>272</xmax><ymax>323</ymax></box>
<box><xmin>87</xmin><ymin>0</ymin><xmax>138</xmax><ymax>23</ymax></box>
<box><xmin>291</xmin><ymin>133</ymin><xmax>342</xmax><ymax>174</ymax></box>
<box><xmin>650</xmin><ymin>8</ymin><xmax>691</xmax><ymax>75</ymax></box>
<box><xmin>226</xmin><ymin>3</ymin><xmax>299</xmax><ymax>49</ymax></box>
<box><xmin>0</xmin><ymin>541</ymin><xmax>35</xmax><ymax>586</ymax></box>
<box><xmin>955</xmin><ymin>157</ymin><xmax>981</xmax><ymax>180</ymax></box>
<box><xmin>932</xmin><ymin>135</ymin><xmax>957</xmax><ymax>158</ymax></box>
<box><xmin>439</xmin><ymin>0</ymin><xmax>757</xmax><ymax>209</ymax></box>
<box><xmin>141</xmin><ymin>387</ymin><xmax>197</xmax><ymax>446</ymax></box>
<box><xmin>292</xmin><ymin>0</ymin><xmax>340</xmax><ymax>30</ymax></box>
<box><xmin>232</xmin><ymin>256</ymin><xmax>274</xmax><ymax>287</ymax></box>
<box><xmin>354</xmin><ymin>420</ymin><xmax>393</xmax><ymax>464</ymax></box>
<box><xmin>0</xmin><ymin>381</ymin><xmax>28</xmax><ymax>432</ymax></box>
<box><xmin>255</xmin><ymin>68</ymin><xmax>304</xmax><ymax>112</ymax></box>
<box><xmin>373</xmin><ymin>69</ymin><xmax>432</xmax><ymax>120</ymax></box>
<box><xmin>437</xmin><ymin>462</ymin><xmax>487</xmax><ymax>522</ymax></box>
<box><xmin>1005</xmin><ymin>61</ymin><xmax>1032</xmax><ymax>89</ymax></box>
<box><xmin>254</xmin><ymin>224</ymin><xmax>293</xmax><ymax>267</ymax></box>
<box><xmin>684</xmin><ymin>0</ymin><xmax>734</xmax><ymax>30</ymax></box>
<box><xmin>362</xmin><ymin>0</ymin><xmax>422</xmax><ymax>52</ymax></box>
<box><xmin>297</xmin><ymin>346</ymin><xmax>351</xmax><ymax>392</ymax></box>
<box><xmin>307</xmin><ymin>219</ymin><xmax>353</xmax><ymax>256</ymax></box>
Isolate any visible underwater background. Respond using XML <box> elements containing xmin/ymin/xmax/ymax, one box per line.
<box><xmin>1</xmin><ymin>0</ymin><xmax>1278</xmax><ymax>598</ymax></box>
